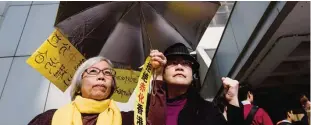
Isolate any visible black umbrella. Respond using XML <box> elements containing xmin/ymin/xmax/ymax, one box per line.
<box><xmin>55</xmin><ymin>1</ymin><xmax>220</xmax><ymax>69</ymax></box>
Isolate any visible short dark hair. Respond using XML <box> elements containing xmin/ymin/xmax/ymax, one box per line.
<box><xmin>279</xmin><ymin>106</ymin><xmax>303</xmax><ymax>120</ymax></box>
<box><xmin>280</xmin><ymin>106</ymin><xmax>293</xmax><ymax>120</ymax></box>
<box><xmin>238</xmin><ymin>84</ymin><xmax>253</xmax><ymax>101</ymax></box>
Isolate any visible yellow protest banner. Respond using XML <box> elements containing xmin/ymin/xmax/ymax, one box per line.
<box><xmin>27</xmin><ymin>29</ymin><xmax>140</xmax><ymax>102</ymax></box>
<box><xmin>112</xmin><ymin>69</ymin><xmax>140</xmax><ymax>102</ymax></box>
<box><xmin>134</xmin><ymin>57</ymin><xmax>152</xmax><ymax>125</ymax></box>
<box><xmin>27</xmin><ymin>29</ymin><xmax>85</xmax><ymax>92</ymax></box>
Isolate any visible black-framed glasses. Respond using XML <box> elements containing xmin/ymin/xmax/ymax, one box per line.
<box><xmin>84</xmin><ymin>67</ymin><xmax>116</xmax><ymax>76</ymax></box>
<box><xmin>166</xmin><ymin>60</ymin><xmax>193</xmax><ymax>67</ymax></box>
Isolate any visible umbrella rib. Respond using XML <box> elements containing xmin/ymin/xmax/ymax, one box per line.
<box><xmin>69</xmin><ymin>3</ymin><xmax>113</xmax><ymax>47</ymax></box>
<box><xmin>83</xmin><ymin>2</ymin><xmax>136</xmax><ymax>39</ymax></box>
<box><xmin>83</xmin><ymin>2</ymin><xmax>136</xmax><ymax>41</ymax></box>
<box><xmin>140</xmin><ymin>3</ymin><xmax>153</xmax><ymax>50</ymax></box>
<box><xmin>114</xmin><ymin>2</ymin><xmax>140</xmax><ymax>70</ymax></box>
<box><xmin>57</xmin><ymin>2</ymin><xmax>103</xmax><ymax>26</ymax></box>
<box><xmin>73</xmin><ymin>2</ymin><xmax>137</xmax><ymax>48</ymax></box>
<box><xmin>60</xmin><ymin>2</ymin><xmax>110</xmax><ymax>37</ymax></box>
<box><xmin>145</xmin><ymin>2</ymin><xmax>194</xmax><ymax>49</ymax></box>
<box><xmin>118</xmin><ymin>2</ymin><xmax>138</xmax><ymax>23</ymax></box>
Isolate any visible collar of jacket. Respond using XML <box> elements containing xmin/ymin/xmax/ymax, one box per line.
<box><xmin>242</xmin><ymin>100</ymin><xmax>251</xmax><ymax>105</ymax></box>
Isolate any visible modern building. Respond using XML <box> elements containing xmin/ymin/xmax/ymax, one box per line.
<box><xmin>198</xmin><ymin>1</ymin><xmax>310</xmax><ymax>123</ymax></box>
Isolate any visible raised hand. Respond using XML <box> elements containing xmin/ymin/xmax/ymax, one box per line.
<box><xmin>222</xmin><ymin>77</ymin><xmax>240</xmax><ymax>107</ymax></box>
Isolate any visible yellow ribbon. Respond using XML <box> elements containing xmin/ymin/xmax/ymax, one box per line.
<box><xmin>134</xmin><ymin>57</ymin><xmax>153</xmax><ymax>125</ymax></box>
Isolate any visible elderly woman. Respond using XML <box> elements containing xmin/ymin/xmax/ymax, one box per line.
<box><xmin>28</xmin><ymin>56</ymin><xmax>122</xmax><ymax>125</ymax></box>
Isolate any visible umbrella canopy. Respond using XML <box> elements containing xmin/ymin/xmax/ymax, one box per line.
<box><xmin>55</xmin><ymin>1</ymin><xmax>220</xmax><ymax>69</ymax></box>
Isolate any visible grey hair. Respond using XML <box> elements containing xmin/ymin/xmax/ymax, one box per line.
<box><xmin>70</xmin><ymin>56</ymin><xmax>116</xmax><ymax>100</ymax></box>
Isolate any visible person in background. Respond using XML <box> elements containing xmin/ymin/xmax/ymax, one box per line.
<box><xmin>299</xmin><ymin>94</ymin><xmax>310</xmax><ymax>125</ymax></box>
<box><xmin>277</xmin><ymin>107</ymin><xmax>299</xmax><ymax>125</ymax></box>
<box><xmin>28</xmin><ymin>56</ymin><xmax>122</xmax><ymax>125</ymax></box>
<box><xmin>238</xmin><ymin>84</ymin><xmax>273</xmax><ymax>125</ymax></box>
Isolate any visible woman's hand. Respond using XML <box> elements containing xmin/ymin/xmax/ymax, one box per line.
<box><xmin>150</xmin><ymin>50</ymin><xmax>167</xmax><ymax>80</ymax></box>
<box><xmin>222</xmin><ymin>77</ymin><xmax>240</xmax><ymax>107</ymax></box>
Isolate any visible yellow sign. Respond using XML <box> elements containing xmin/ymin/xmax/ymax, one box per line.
<box><xmin>134</xmin><ymin>57</ymin><xmax>152</xmax><ymax>125</ymax></box>
<box><xmin>112</xmin><ymin>69</ymin><xmax>140</xmax><ymax>103</ymax></box>
<box><xmin>27</xmin><ymin>29</ymin><xmax>140</xmax><ymax>102</ymax></box>
<box><xmin>27</xmin><ymin>29</ymin><xmax>85</xmax><ymax>92</ymax></box>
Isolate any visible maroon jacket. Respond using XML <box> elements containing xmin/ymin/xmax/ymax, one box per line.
<box><xmin>243</xmin><ymin>103</ymin><xmax>273</xmax><ymax>125</ymax></box>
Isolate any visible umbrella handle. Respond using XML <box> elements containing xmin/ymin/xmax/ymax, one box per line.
<box><xmin>150</xmin><ymin>68</ymin><xmax>160</xmax><ymax>96</ymax></box>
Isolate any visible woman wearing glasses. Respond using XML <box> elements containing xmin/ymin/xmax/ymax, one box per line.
<box><xmin>28</xmin><ymin>56</ymin><xmax>122</xmax><ymax>125</ymax></box>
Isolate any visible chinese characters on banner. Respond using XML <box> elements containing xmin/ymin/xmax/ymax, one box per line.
<box><xmin>26</xmin><ymin>29</ymin><xmax>140</xmax><ymax>102</ymax></box>
<box><xmin>112</xmin><ymin>69</ymin><xmax>140</xmax><ymax>102</ymax></box>
<box><xmin>27</xmin><ymin>29</ymin><xmax>85</xmax><ymax>92</ymax></box>
<box><xmin>134</xmin><ymin>57</ymin><xmax>153</xmax><ymax>125</ymax></box>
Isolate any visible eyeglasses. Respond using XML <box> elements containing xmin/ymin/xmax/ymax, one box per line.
<box><xmin>84</xmin><ymin>67</ymin><xmax>116</xmax><ymax>76</ymax></box>
<box><xmin>166</xmin><ymin>60</ymin><xmax>193</xmax><ymax>67</ymax></box>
